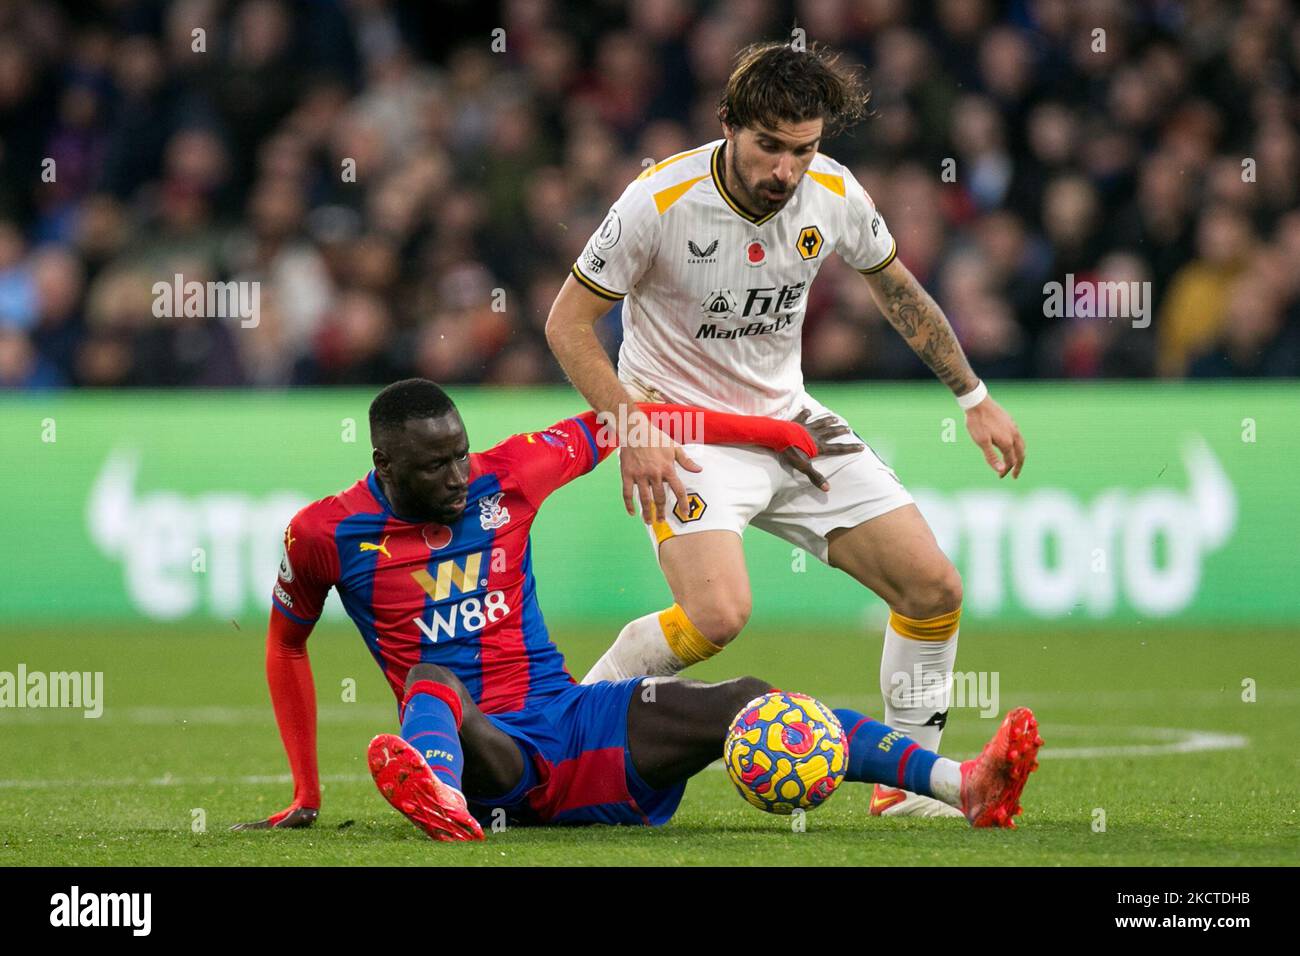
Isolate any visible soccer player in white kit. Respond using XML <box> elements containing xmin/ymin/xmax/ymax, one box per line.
<box><xmin>546</xmin><ymin>42</ymin><xmax>1026</xmax><ymax>816</ymax></box>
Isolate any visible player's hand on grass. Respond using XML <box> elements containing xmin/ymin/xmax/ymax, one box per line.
<box><xmin>782</xmin><ymin>409</ymin><xmax>865</xmax><ymax>492</ymax></box>
<box><xmin>619</xmin><ymin>412</ymin><xmax>701</xmax><ymax>524</ymax></box>
<box><xmin>230</xmin><ymin>804</ymin><xmax>319</xmax><ymax>831</ymax></box>
<box><xmin>965</xmin><ymin>396</ymin><xmax>1026</xmax><ymax>479</ymax></box>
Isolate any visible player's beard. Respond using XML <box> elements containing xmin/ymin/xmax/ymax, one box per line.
<box><xmin>728</xmin><ymin>144</ymin><xmax>793</xmax><ymax>215</ymax></box>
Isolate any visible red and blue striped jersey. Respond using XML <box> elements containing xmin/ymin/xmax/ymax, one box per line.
<box><xmin>272</xmin><ymin>414</ymin><xmax>608</xmax><ymax>714</ymax></box>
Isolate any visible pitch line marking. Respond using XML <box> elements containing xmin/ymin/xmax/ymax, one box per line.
<box><xmin>1</xmin><ymin>687</ymin><xmax>1296</xmax><ymax>727</ymax></box>
<box><xmin>0</xmin><ymin>704</ymin><xmax>395</xmax><ymax>725</ymax></box>
<box><xmin>1025</xmin><ymin>724</ymin><xmax>1248</xmax><ymax>760</ymax></box>
<box><xmin>709</xmin><ymin>724</ymin><xmax>1247</xmax><ymax>765</ymax></box>
<box><xmin>0</xmin><ymin>726</ymin><xmax>1247</xmax><ymax>790</ymax></box>
<box><xmin>0</xmin><ymin>772</ymin><xmax>372</xmax><ymax>790</ymax></box>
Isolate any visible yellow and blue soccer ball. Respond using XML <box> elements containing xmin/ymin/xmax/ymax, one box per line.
<box><xmin>723</xmin><ymin>691</ymin><xmax>847</xmax><ymax>814</ymax></box>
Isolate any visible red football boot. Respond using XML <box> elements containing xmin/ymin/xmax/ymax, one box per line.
<box><xmin>959</xmin><ymin>707</ymin><xmax>1043</xmax><ymax>829</ymax></box>
<box><xmin>367</xmin><ymin>733</ymin><xmax>484</xmax><ymax>842</ymax></box>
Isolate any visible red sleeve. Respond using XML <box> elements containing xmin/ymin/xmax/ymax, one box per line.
<box><xmin>576</xmin><ymin>404</ymin><xmax>816</xmax><ymax>456</ymax></box>
<box><xmin>265</xmin><ymin>609</ymin><xmax>320</xmax><ymax>812</ymax></box>
<box><xmin>492</xmin><ymin>405</ymin><xmax>820</xmax><ymax>509</ymax></box>
<box><xmin>272</xmin><ymin>508</ymin><xmax>338</xmax><ymax>625</ymax></box>
<box><xmin>634</xmin><ymin>404</ymin><xmax>818</xmax><ymax>458</ymax></box>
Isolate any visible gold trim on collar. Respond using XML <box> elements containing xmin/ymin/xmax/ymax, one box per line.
<box><xmin>711</xmin><ymin>144</ymin><xmax>779</xmax><ymax>226</ymax></box>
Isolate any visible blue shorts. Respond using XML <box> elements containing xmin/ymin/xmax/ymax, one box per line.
<box><xmin>469</xmin><ymin>678</ymin><xmax>686</xmax><ymax>827</ymax></box>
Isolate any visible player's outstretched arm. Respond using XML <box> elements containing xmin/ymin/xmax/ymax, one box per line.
<box><xmin>516</xmin><ymin>403</ymin><xmax>840</xmax><ymax>509</ymax></box>
<box><xmin>545</xmin><ymin>275</ymin><xmax>701</xmax><ymax>522</ymax></box>
<box><xmin>778</xmin><ymin>409</ymin><xmax>865</xmax><ymax>491</ymax></box>
<box><xmin>231</xmin><ymin>611</ymin><xmax>321</xmax><ymax>830</ymax></box>
<box><xmin>862</xmin><ymin>257</ymin><xmax>1026</xmax><ymax>479</ymax></box>
<box><xmin>624</xmin><ymin>405</ymin><xmax>865</xmax><ymax>491</ymax></box>
<box><xmin>573</xmin><ymin>403</ymin><xmax>859</xmax><ymax>493</ymax></box>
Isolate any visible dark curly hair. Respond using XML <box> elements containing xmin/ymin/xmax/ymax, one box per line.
<box><xmin>718</xmin><ymin>40</ymin><xmax>871</xmax><ymax>138</ymax></box>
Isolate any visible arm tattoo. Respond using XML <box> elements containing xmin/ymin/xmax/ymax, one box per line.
<box><xmin>869</xmin><ymin>264</ymin><xmax>978</xmax><ymax>395</ymax></box>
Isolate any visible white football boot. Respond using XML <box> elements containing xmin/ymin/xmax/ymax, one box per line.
<box><xmin>870</xmin><ymin>784</ymin><xmax>966</xmax><ymax>818</ymax></box>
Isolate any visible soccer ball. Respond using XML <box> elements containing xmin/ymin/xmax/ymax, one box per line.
<box><xmin>723</xmin><ymin>691</ymin><xmax>847</xmax><ymax>814</ymax></box>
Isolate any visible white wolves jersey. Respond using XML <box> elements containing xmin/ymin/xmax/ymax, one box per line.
<box><xmin>572</xmin><ymin>140</ymin><xmax>897</xmax><ymax>417</ymax></box>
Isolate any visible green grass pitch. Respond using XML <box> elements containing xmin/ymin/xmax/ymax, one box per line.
<box><xmin>1</xmin><ymin>621</ymin><xmax>1296</xmax><ymax>866</ymax></box>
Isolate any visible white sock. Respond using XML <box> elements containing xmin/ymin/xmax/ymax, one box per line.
<box><xmin>928</xmin><ymin>757</ymin><xmax>963</xmax><ymax>807</ymax></box>
<box><xmin>879</xmin><ymin>610</ymin><xmax>960</xmax><ymax>754</ymax></box>
<box><xmin>581</xmin><ymin>605</ymin><xmax>720</xmax><ymax>683</ymax></box>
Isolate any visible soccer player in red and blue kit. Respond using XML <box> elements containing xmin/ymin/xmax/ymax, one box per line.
<box><xmin>234</xmin><ymin>379</ymin><xmax>1040</xmax><ymax>840</ymax></box>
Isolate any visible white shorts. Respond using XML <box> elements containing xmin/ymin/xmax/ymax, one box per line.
<box><xmin>633</xmin><ymin>392</ymin><xmax>914</xmax><ymax>564</ymax></box>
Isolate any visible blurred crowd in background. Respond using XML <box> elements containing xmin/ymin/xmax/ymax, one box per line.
<box><xmin>1</xmin><ymin>0</ymin><xmax>1298</xmax><ymax>390</ymax></box>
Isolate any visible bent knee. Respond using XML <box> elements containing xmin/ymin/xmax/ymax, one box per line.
<box><xmin>405</xmin><ymin>663</ymin><xmax>471</xmax><ymax>706</ymax></box>
<box><xmin>683</xmin><ymin>676</ymin><xmax>771</xmax><ymax>740</ymax></box>
<box><xmin>728</xmin><ymin>676</ymin><xmax>771</xmax><ymax>710</ymax></box>
<box><xmin>681</xmin><ymin>598</ymin><xmax>751</xmax><ymax>646</ymax></box>
<box><xmin>895</xmin><ymin>563</ymin><xmax>963</xmax><ymax>620</ymax></box>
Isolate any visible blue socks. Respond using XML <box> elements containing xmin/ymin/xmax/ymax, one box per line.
<box><xmin>401</xmin><ymin>679</ymin><xmax>465</xmax><ymax>792</ymax></box>
<box><xmin>397</xmin><ymin>693</ymin><xmax>943</xmax><ymax>804</ymax></box>
<box><xmin>835</xmin><ymin>708</ymin><xmax>939</xmax><ymax>798</ymax></box>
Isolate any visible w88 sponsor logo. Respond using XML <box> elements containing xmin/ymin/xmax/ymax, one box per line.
<box><xmin>413</xmin><ymin>591</ymin><xmax>511</xmax><ymax>643</ymax></box>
